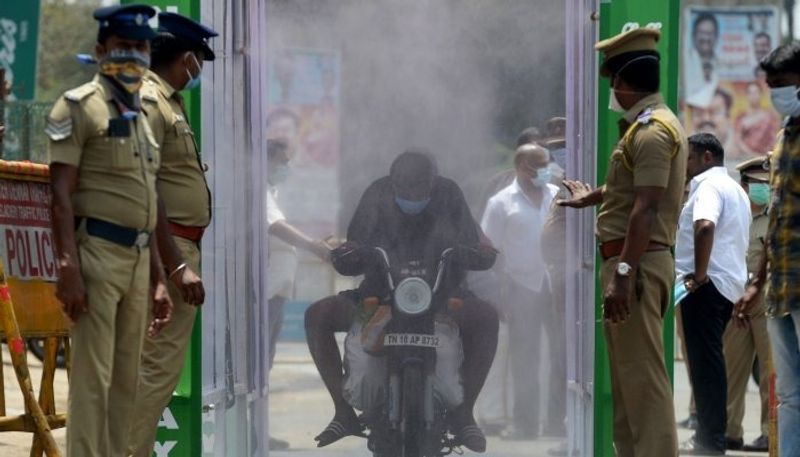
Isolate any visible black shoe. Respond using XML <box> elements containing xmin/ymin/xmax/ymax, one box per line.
<box><xmin>679</xmin><ymin>437</ymin><xmax>725</xmax><ymax>456</ymax></box>
<box><xmin>743</xmin><ymin>435</ymin><xmax>769</xmax><ymax>452</ymax></box>
<box><xmin>726</xmin><ymin>436</ymin><xmax>744</xmax><ymax>450</ymax></box>
<box><xmin>268</xmin><ymin>437</ymin><xmax>290</xmax><ymax>451</ymax></box>
<box><xmin>677</xmin><ymin>414</ymin><xmax>699</xmax><ymax>430</ymax></box>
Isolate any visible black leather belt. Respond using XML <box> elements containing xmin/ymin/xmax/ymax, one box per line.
<box><xmin>76</xmin><ymin>217</ymin><xmax>151</xmax><ymax>248</ymax></box>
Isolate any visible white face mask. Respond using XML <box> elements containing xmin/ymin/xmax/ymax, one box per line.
<box><xmin>531</xmin><ymin>166</ymin><xmax>553</xmax><ymax>187</ymax></box>
<box><xmin>770</xmin><ymin>85</ymin><xmax>800</xmax><ymax>118</ymax></box>
<box><xmin>609</xmin><ymin>90</ymin><xmax>625</xmax><ymax>113</ymax></box>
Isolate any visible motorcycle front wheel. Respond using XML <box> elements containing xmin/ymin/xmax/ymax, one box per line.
<box><xmin>401</xmin><ymin>364</ymin><xmax>424</xmax><ymax>457</ymax></box>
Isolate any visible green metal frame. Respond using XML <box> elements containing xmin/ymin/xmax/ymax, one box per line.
<box><xmin>594</xmin><ymin>0</ymin><xmax>681</xmax><ymax>455</ymax></box>
<box><xmin>122</xmin><ymin>1</ymin><xmax>203</xmax><ymax>455</ymax></box>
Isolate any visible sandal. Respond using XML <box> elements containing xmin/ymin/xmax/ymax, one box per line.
<box><xmin>314</xmin><ymin>416</ymin><xmax>366</xmax><ymax>448</ymax></box>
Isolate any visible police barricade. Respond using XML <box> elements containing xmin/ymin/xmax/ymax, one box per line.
<box><xmin>0</xmin><ymin>160</ymin><xmax>66</xmax><ymax>457</ymax></box>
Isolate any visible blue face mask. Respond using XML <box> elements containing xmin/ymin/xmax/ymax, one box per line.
<box><xmin>748</xmin><ymin>182</ymin><xmax>770</xmax><ymax>206</ymax></box>
<box><xmin>183</xmin><ymin>53</ymin><xmax>202</xmax><ymax>91</ymax></box>
<box><xmin>531</xmin><ymin>168</ymin><xmax>552</xmax><ymax>187</ymax></box>
<box><xmin>395</xmin><ymin>196</ymin><xmax>431</xmax><ymax>215</ymax></box>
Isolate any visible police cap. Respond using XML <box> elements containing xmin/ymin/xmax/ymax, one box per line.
<box><xmin>736</xmin><ymin>155</ymin><xmax>770</xmax><ymax>182</ymax></box>
<box><xmin>158</xmin><ymin>12</ymin><xmax>218</xmax><ymax>61</ymax></box>
<box><xmin>94</xmin><ymin>4</ymin><xmax>157</xmax><ymax>42</ymax></box>
<box><xmin>596</xmin><ymin>27</ymin><xmax>661</xmax><ymax>77</ymax></box>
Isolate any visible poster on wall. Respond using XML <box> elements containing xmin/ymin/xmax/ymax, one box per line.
<box><xmin>267</xmin><ymin>48</ymin><xmax>341</xmax><ymax>301</ymax></box>
<box><xmin>682</xmin><ymin>6</ymin><xmax>781</xmax><ymax>167</ymax></box>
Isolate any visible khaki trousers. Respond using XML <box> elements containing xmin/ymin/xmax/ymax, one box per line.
<box><xmin>127</xmin><ymin>236</ymin><xmax>200</xmax><ymax>457</ymax></box>
<box><xmin>601</xmin><ymin>250</ymin><xmax>678</xmax><ymax>457</ymax></box>
<box><xmin>67</xmin><ymin>229</ymin><xmax>150</xmax><ymax>457</ymax></box>
<box><xmin>723</xmin><ymin>308</ymin><xmax>771</xmax><ymax>438</ymax></box>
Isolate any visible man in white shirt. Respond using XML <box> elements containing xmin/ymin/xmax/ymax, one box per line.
<box><xmin>481</xmin><ymin>144</ymin><xmax>560</xmax><ymax>439</ymax></box>
<box><xmin>266</xmin><ymin>139</ymin><xmax>331</xmax><ymax>450</ymax></box>
<box><xmin>675</xmin><ymin>133</ymin><xmax>751</xmax><ymax>455</ymax></box>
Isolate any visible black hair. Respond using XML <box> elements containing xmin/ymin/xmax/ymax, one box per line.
<box><xmin>390</xmin><ymin>149</ymin><xmax>437</xmax><ymax>188</ymax></box>
<box><xmin>688</xmin><ymin>132</ymin><xmax>725</xmax><ymax>162</ymax></box>
<box><xmin>754</xmin><ymin>31</ymin><xmax>772</xmax><ymax>44</ymax></box>
<box><xmin>609</xmin><ymin>51</ymin><xmax>661</xmax><ymax>93</ymax></box>
<box><xmin>760</xmin><ymin>41</ymin><xmax>800</xmax><ymax>76</ymax></box>
<box><xmin>714</xmin><ymin>87</ymin><xmax>733</xmax><ymax>113</ymax></box>
<box><xmin>693</xmin><ymin>12</ymin><xmax>719</xmax><ymax>37</ymax></box>
<box><xmin>515</xmin><ymin>127</ymin><xmax>542</xmax><ymax>147</ymax></box>
<box><xmin>151</xmin><ymin>32</ymin><xmax>199</xmax><ymax>69</ymax></box>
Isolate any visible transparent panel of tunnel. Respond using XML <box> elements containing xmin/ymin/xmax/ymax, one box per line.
<box><xmin>263</xmin><ymin>1</ymin><xmax>596</xmax><ymax>456</ymax></box>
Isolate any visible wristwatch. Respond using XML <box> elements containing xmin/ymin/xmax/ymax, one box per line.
<box><xmin>616</xmin><ymin>262</ymin><xmax>632</xmax><ymax>277</ymax></box>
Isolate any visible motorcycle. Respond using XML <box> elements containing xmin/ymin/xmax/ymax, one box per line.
<box><xmin>342</xmin><ymin>247</ymin><xmax>467</xmax><ymax>457</ymax></box>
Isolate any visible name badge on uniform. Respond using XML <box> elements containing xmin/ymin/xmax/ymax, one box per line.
<box><xmin>108</xmin><ymin>117</ymin><xmax>131</xmax><ymax>137</ymax></box>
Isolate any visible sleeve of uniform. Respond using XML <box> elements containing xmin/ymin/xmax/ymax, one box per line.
<box><xmin>629</xmin><ymin>122</ymin><xmax>676</xmax><ymax>188</ymax></box>
<box><xmin>46</xmin><ymin>97</ymin><xmax>85</xmax><ymax>166</ymax></box>
<box><xmin>691</xmin><ymin>182</ymin><xmax>723</xmax><ymax>224</ymax></box>
<box><xmin>143</xmin><ymin>100</ymin><xmax>167</xmax><ymax>147</ymax></box>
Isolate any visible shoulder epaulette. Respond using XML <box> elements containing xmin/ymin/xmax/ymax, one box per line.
<box><xmin>141</xmin><ymin>79</ymin><xmax>159</xmax><ymax>103</ymax></box>
<box><xmin>619</xmin><ymin>108</ymin><xmax>681</xmax><ymax>172</ymax></box>
<box><xmin>64</xmin><ymin>82</ymin><xmax>98</xmax><ymax>102</ymax></box>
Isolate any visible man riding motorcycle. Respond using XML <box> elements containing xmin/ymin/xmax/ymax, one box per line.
<box><xmin>304</xmin><ymin>149</ymin><xmax>499</xmax><ymax>453</ymax></box>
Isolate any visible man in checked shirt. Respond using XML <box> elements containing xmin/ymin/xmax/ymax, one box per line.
<box><xmin>736</xmin><ymin>41</ymin><xmax>800</xmax><ymax>457</ymax></box>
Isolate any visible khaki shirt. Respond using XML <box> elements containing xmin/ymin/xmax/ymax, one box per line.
<box><xmin>747</xmin><ymin>210</ymin><xmax>768</xmax><ymax>274</ymax></box>
<box><xmin>47</xmin><ymin>74</ymin><xmax>160</xmax><ymax>231</ymax></box>
<box><xmin>141</xmin><ymin>71</ymin><xmax>211</xmax><ymax>227</ymax></box>
<box><xmin>748</xmin><ymin>209</ymin><xmax>768</xmax><ymax>314</ymax></box>
<box><xmin>596</xmin><ymin>93</ymin><xmax>688</xmax><ymax>246</ymax></box>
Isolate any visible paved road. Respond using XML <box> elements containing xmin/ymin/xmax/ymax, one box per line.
<box><xmin>0</xmin><ymin>342</ymin><xmax>769</xmax><ymax>456</ymax></box>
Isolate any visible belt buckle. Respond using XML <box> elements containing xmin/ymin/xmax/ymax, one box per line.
<box><xmin>135</xmin><ymin>231</ymin><xmax>150</xmax><ymax>248</ymax></box>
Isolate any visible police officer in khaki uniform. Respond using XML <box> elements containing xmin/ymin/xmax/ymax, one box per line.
<box><xmin>559</xmin><ymin>28</ymin><xmax>685</xmax><ymax>456</ymax></box>
<box><xmin>47</xmin><ymin>5</ymin><xmax>172</xmax><ymax>457</ymax></box>
<box><xmin>126</xmin><ymin>12</ymin><xmax>217</xmax><ymax>457</ymax></box>
<box><xmin>723</xmin><ymin>156</ymin><xmax>772</xmax><ymax>452</ymax></box>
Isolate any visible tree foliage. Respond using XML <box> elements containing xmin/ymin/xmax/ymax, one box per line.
<box><xmin>36</xmin><ymin>0</ymin><xmax>103</xmax><ymax>101</ymax></box>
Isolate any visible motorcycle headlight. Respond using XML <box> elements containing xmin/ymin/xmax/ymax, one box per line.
<box><xmin>394</xmin><ymin>277</ymin><xmax>432</xmax><ymax>315</ymax></box>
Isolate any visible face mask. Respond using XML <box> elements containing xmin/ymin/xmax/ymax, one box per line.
<box><xmin>531</xmin><ymin>167</ymin><xmax>552</xmax><ymax>187</ymax></box>
<box><xmin>99</xmin><ymin>48</ymin><xmax>150</xmax><ymax>93</ymax></box>
<box><xmin>748</xmin><ymin>182</ymin><xmax>770</xmax><ymax>206</ymax></box>
<box><xmin>395</xmin><ymin>196</ymin><xmax>431</xmax><ymax>215</ymax></box>
<box><xmin>770</xmin><ymin>85</ymin><xmax>800</xmax><ymax>117</ymax></box>
<box><xmin>269</xmin><ymin>164</ymin><xmax>290</xmax><ymax>185</ymax></box>
<box><xmin>609</xmin><ymin>90</ymin><xmax>625</xmax><ymax>113</ymax></box>
<box><xmin>183</xmin><ymin>53</ymin><xmax>202</xmax><ymax>91</ymax></box>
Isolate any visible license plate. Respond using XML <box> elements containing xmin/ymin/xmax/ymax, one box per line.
<box><xmin>383</xmin><ymin>333</ymin><xmax>440</xmax><ymax>348</ymax></box>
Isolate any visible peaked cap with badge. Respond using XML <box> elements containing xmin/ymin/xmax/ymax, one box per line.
<box><xmin>94</xmin><ymin>4</ymin><xmax>157</xmax><ymax>41</ymax></box>
<box><xmin>596</xmin><ymin>27</ymin><xmax>661</xmax><ymax>77</ymax></box>
<box><xmin>157</xmin><ymin>12</ymin><xmax>219</xmax><ymax>60</ymax></box>
<box><xmin>737</xmin><ymin>155</ymin><xmax>770</xmax><ymax>182</ymax></box>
